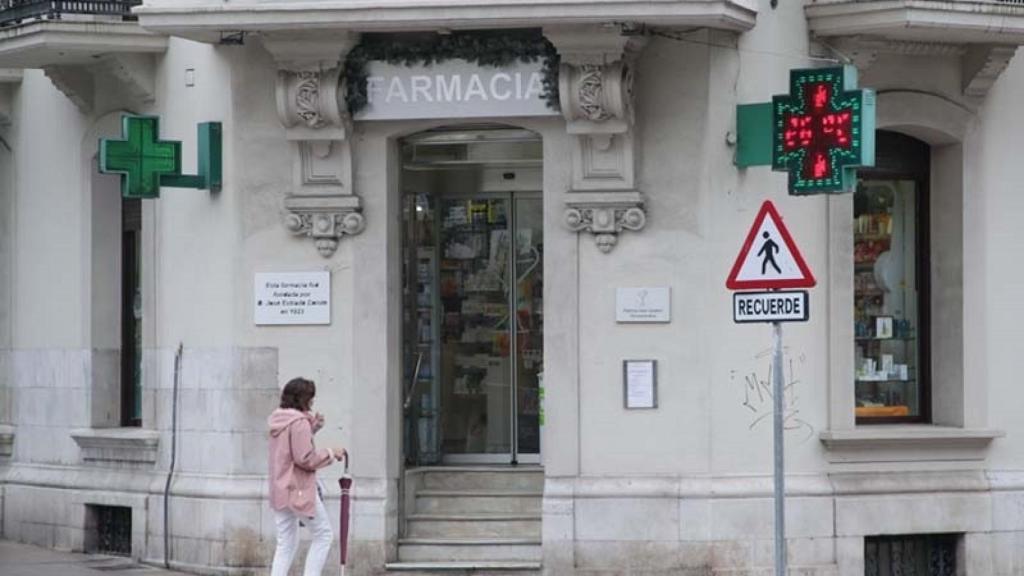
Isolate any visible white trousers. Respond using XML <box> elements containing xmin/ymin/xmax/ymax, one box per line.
<box><xmin>270</xmin><ymin>496</ymin><xmax>334</xmax><ymax>576</ymax></box>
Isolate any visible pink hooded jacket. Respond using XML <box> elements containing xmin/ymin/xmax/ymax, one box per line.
<box><xmin>268</xmin><ymin>408</ymin><xmax>334</xmax><ymax>517</ymax></box>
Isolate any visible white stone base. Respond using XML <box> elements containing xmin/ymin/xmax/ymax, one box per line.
<box><xmin>542</xmin><ymin>471</ymin><xmax>1024</xmax><ymax>575</ymax></box>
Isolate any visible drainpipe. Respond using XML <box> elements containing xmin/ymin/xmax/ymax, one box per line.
<box><xmin>163</xmin><ymin>343</ymin><xmax>183</xmax><ymax>569</ymax></box>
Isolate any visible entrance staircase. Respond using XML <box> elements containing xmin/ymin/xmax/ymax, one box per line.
<box><xmin>386</xmin><ymin>466</ymin><xmax>543</xmax><ymax>575</ymax></box>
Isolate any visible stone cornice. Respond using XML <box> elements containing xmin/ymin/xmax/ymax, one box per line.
<box><xmin>0</xmin><ymin>21</ymin><xmax>166</xmax><ymax>114</ymax></box>
<box><xmin>137</xmin><ymin>1</ymin><xmax>756</xmax><ymax>43</ymax></box>
<box><xmin>0</xmin><ymin>21</ymin><xmax>167</xmax><ymax>69</ymax></box>
<box><xmin>824</xmin><ymin>36</ymin><xmax>1018</xmax><ymax>101</ymax></box>
<box><xmin>807</xmin><ymin>0</ymin><xmax>1024</xmax><ymax>44</ymax></box>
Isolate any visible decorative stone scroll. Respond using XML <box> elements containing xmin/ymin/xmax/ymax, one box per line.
<box><xmin>564</xmin><ymin>191</ymin><xmax>646</xmax><ymax>253</ymax></box>
<box><xmin>284</xmin><ymin>198</ymin><xmax>365</xmax><ymax>258</ymax></box>
<box><xmin>263</xmin><ymin>32</ymin><xmax>365</xmax><ymax>258</ymax></box>
<box><xmin>275</xmin><ymin>67</ymin><xmax>347</xmax><ymax>141</ymax></box>
<box><xmin>545</xmin><ymin>25</ymin><xmax>647</xmax><ymax>252</ymax></box>
<box><xmin>559</xmin><ymin>61</ymin><xmax>633</xmax><ymax>131</ymax></box>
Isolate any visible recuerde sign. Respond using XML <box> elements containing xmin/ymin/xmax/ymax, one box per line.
<box><xmin>733</xmin><ymin>291</ymin><xmax>809</xmax><ymax>323</ymax></box>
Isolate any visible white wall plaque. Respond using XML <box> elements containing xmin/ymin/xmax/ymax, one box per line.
<box><xmin>354</xmin><ymin>59</ymin><xmax>558</xmax><ymax>121</ymax></box>
<box><xmin>254</xmin><ymin>272</ymin><xmax>331</xmax><ymax>325</ymax></box>
<box><xmin>616</xmin><ymin>287</ymin><xmax>671</xmax><ymax>323</ymax></box>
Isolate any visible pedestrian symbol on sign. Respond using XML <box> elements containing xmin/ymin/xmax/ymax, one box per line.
<box><xmin>758</xmin><ymin>231</ymin><xmax>782</xmax><ymax>275</ymax></box>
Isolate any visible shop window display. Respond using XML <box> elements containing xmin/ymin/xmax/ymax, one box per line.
<box><xmin>853</xmin><ymin>180</ymin><xmax>924</xmax><ymax>421</ymax></box>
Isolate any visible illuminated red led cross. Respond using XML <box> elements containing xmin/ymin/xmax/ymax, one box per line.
<box><xmin>781</xmin><ymin>82</ymin><xmax>852</xmax><ymax>181</ymax></box>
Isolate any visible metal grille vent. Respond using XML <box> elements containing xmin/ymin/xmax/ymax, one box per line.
<box><xmin>86</xmin><ymin>505</ymin><xmax>132</xmax><ymax>557</ymax></box>
<box><xmin>865</xmin><ymin>534</ymin><xmax>958</xmax><ymax>576</ymax></box>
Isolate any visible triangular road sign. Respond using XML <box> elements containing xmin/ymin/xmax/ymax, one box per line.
<box><xmin>726</xmin><ymin>200</ymin><xmax>816</xmax><ymax>290</ymax></box>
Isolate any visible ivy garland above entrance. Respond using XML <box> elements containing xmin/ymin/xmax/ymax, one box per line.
<box><xmin>343</xmin><ymin>30</ymin><xmax>561</xmax><ymax>115</ymax></box>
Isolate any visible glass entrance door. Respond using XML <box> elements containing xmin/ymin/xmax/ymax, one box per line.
<box><xmin>512</xmin><ymin>197</ymin><xmax>542</xmax><ymax>463</ymax></box>
<box><xmin>402</xmin><ymin>191</ymin><xmax>542</xmax><ymax>465</ymax></box>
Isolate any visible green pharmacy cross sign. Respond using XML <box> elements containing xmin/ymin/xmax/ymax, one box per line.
<box><xmin>735</xmin><ymin>65</ymin><xmax>875</xmax><ymax>195</ymax></box>
<box><xmin>100</xmin><ymin>115</ymin><xmax>222</xmax><ymax>199</ymax></box>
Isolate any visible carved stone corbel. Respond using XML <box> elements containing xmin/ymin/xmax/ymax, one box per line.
<box><xmin>545</xmin><ymin>25</ymin><xmax>647</xmax><ymax>252</ymax></box>
<box><xmin>42</xmin><ymin>54</ymin><xmax>158</xmax><ymax>115</ymax></box>
<box><xmin>963</xmin><ymin>45</ymin><xmax>1018</xmax><ymax>99</ymax></box>
<box><xmin>263</xmin><ymin>32</ymin><xmax>365</xmax><ymax>258</ymax></box>
<box><xmin>97</xmin><ymin>53</ymin><xmax>158</xmax><ymax>107</ymax></box>
<box><xmin>43</xmin><ymin>66</ymin><xmax>94</xmax><ymax>114</ymax></box>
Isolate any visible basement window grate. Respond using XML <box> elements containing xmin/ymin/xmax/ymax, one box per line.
<box><xmin>86</xmin><ymin>505</ymin><xmax>132</xmax><ymax>557</ymax></box>
<box><xmin>865</xmin><ymin>534</ymin><xmax>958</xmax><ymax>576</ymax></box>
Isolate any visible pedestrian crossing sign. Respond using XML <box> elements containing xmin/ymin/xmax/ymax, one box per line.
<box><xmin>726</xmin><ymin>200</ymin><xmax>816</xmax><ymax>290</ymax></box>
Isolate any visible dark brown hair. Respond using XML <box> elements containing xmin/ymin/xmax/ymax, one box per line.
<box><xmin>280</xmin><ymin>377</ymin><xmax>316</xmax><ymax>411</ymax></box>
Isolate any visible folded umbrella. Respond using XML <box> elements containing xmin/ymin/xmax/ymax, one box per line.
<box><xmin>339</xmin><ymin>455</ymin><xmax>353</xmax><ymax>575</ymax></box>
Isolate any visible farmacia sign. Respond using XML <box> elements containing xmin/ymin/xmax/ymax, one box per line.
<box><xmin>354</xmin><ymin>59</ymin><xmax>557</xmax><ymax>121</ymax></box>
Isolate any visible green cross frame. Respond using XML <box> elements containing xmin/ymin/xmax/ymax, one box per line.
<box><xmin>100</xmin><ymin>115</ymin><xmax>222</xmax><ymax>199</ymax></box>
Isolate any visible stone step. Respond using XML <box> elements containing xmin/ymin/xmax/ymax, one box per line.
<box><xmin>385</xmin><ymin>561</ymin><xmax>541</xmax><ymax>575</ymax></box>
<box><xmin>406</xmin><ymin>513</ymin><xmax>541</xmax><ymax>538</ymax></box>
<box><xmin>415</xmin><ymin>491</ymin><xmax>543</xmax><ymax>514</ymax></box>
<box><xmin>416</xmin><ymin>466</ymin><xmax>544</xmax><ymax>492</ymax></box>
<box><xmin>397</xmin><ymin>539</ymin><xmax>542</xmax><ymax>563</ymax></box>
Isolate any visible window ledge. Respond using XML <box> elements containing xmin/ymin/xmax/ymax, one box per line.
<box><xmin>819</xmin><ymin>426</ymin><xmax>1003</xmax><ymax>464</ymax></box>
<box><xmin>71</xmin><ymin>428</ymin><xmax>160</xmax><ymax>465</ymax></box>
<box><xmin>0</xmin><ymin>424</ymin><xmax>13</xmax><ymax>457</ymax></box>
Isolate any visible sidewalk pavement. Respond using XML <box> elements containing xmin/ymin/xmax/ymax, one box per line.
<box><xmin>0</xmin><ymin>539</ymin><xmax>196</xmax><ymax>576</ymax></box>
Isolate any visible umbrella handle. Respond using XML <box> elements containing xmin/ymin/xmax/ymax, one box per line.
<box><xmin>343</xmin><ymin>452</ymin><xmax>350</xmax><ymax>474</ymax></box>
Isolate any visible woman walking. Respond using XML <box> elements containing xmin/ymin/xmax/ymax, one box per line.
<box><xmin>268</xmin><ymin>377</ymin><xmax>347</xmax><ymax>576</ymax></box>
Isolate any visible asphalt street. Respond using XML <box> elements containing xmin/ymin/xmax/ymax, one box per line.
<box><xmin>0</xmin><ymin>540</ymin><xmax>194</xmax><ymax>576</ymax></box>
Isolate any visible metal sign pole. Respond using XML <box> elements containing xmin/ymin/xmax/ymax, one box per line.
<box><xmin>772</xmin><ymin>321</ymin><xmax>787</xmax><ymax>576</ymax></box>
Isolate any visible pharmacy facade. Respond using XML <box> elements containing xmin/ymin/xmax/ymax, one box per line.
<box><xmin>1</xmin><ymin>0</ymin><xmax>1024</xmax><ymax>574</ymax></box>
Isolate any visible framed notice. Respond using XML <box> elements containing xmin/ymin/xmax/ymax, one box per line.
<box><xmin>623</xmin><ymin>360</ymin><xmax>657</xmax><ymax>409</ymax></box>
